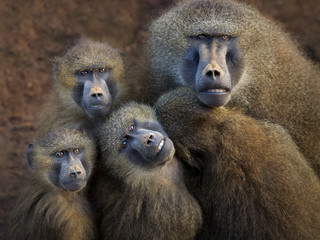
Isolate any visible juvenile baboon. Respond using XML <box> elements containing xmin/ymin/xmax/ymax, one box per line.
<box><xmin>144</xmin><ymin>0</ymin><xmax>320</xmax><ymax>174</ymax></box>
<box><xmin>8</xmin><ymin>128</ymin><xmax>97</xmax><ymax>240</ymax></box>
<box><xmin>38</xmin><ymin>38</ymin><xmax>128</xmax><ymax>137</ymax></box>
<box><xmin>155</xmin><ymin>87</ymin><xmax>320</xmax><ymax>240</ymax></box>
<box><xmin>90</xmin><ymin>102</ymin><xmax>202</xmax><ymax>240</ymax></box>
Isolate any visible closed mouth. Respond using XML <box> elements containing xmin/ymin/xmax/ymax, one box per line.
<box><xmin>90</xmin><ymin>104</ymin><xmax>106</xmax><ymax>108</ymax></box>
<box><xmin>89</xmin><ymin>103</ymin><xmax>111</xmax><ymax>110</ymax></box>
<box><xmin>197</xmin><ymin>88</ymin><xmax>231</xmax><ymax>107</ymax></box>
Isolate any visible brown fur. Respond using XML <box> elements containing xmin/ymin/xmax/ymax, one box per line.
<box><xmin>143</xmin><ymin>0</ymin><xmax>320</xmax><ymax>175</ymax></box>
<box><xmin>90</xmin><ymin>102</ymin><xmax>202</xmax><ymax>240</ymax></box>
<box><xmin>156</xmin><ymin>87</ymin><xmax>320</xmax><ymax>240</ymax></box>
<box><xmin>7</xmin><ymin>128</ymin><xmax>97</xmax><ymax>240</ymax></box>
<box><xmin>37</xmin><ymin>38</ymin><xmax>128</xmax><ymax>137</ymax></box>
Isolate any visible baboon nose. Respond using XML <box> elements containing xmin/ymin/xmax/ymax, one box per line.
<box><xmin>202</xmin><ymin>63</ymin><xmax>223</xmax><ymax>81</ymax></box>
<box><xmin>91</xmin><ymin>92</ymin><xmax>104</xmax><ymax>100</ymax></box>
<box><xmin>206</xmin><ymin>69</ymin><xmax>220</xmax><ymax>78</ymax></box>
<box><xmin>146</xmin><ymin>134</ymin><xmax>155</xmax><ymax>146</ymax></box>
<box><xmin>70</xmin><ymin>170</ymin><xmax>81</xmax><ymax>178</ymax></box>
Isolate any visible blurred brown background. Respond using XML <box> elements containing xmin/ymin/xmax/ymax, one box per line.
<box><xmin>0</xmin><ymin>0</ymin><xmax>319</xmax><ymax>238</ymax></box>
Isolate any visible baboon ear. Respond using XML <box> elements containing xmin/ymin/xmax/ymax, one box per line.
<box><xmin>26</xmin><ymin>143</ymin><xmax>35</xmax><ymax>169</ymax></box>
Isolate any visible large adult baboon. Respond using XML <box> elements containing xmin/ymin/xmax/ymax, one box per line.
<box><xmin>144</xmin><ymin>0</ymin><xmax>320</xmax><ymax>174</ymax></box>
<box><xmin>155</xmin><ymin>87</ymin><xmax>320</xmax><ymax>240</ymax></box>
<box><xmin>8</xmin><ymin>128</ymin><xmax>97</xmax><ymax>240</ymax></box>
<box><xmin>38</xmin><ymin>38</ymin><xmax>128</xmax><ymax>137</ymax></box>
<box><xmin>90</xmin><ymin>102</ymin><xmax>202</xmax><ymax>240</ymax></box>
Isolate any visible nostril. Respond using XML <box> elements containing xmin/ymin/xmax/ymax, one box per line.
<box><xmin>206</xmin><ymin>69</ymin><xmax>220</xmax><ymax>78</ymax></box>
<box><xmin>91</xmin><ymin>92</ymin><xmax>103</xmax><ymax>99</ymax></box>
<box><xmin>206</xmin><ymin>70</ymin><xmax>213</xmax><ymax>77</ymax></box>
<box><xmin>146</xmin><ymin>134</ymin><xmax>154</xmax><ymax>145</ymax></box>
<box><xmin>70</xmin><ymin>171</ymin><xmax>81</xmax><ymax>178</ymax></box>
<box><xmin>70</xmin><ymin>172</ymin><xmax>77</xmax><ymax>178</ymax></box>
<box><xmin>213</xmin><ymin>70</ymin><xmax>220</xmax><ymax>77</ymax></box>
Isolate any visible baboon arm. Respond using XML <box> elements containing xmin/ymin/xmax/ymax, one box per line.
<box><xmin>155</xmin><ymin>87</ymin><xmax>320</xmax><ymax>239</ymax></box>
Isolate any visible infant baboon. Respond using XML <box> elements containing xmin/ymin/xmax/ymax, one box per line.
<box><xmin>155</xmin><ymin>87</ymin><xmax>320</xmax><ymax>240</ymax></box>
<box><xmin>38</xmin><ymin>38</ymin><xmax>128</xmax><ymax>137</ymax></box>
<box><xmin>8</xmin><ymin>128</ymin><xmax>97</xmax><ymax>240</ymax></box>
<box><xmin>145</xmin><ymin>0</ymin><xmax>320</xmax><ymax>174</ymax></box>
<box><xmin>91</xmin><ymin>102</ymin><xmax>202</xmax><ymax>240</ymax></box>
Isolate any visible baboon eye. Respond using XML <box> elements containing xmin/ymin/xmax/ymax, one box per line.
<box><xmin>80</xmin><ymin>70</ymin><xmax>88</xmax><ymax>76</ymax></box>
<box><xmin>196</xmin><ymin>34</ymin><xmax>210</xmax><ymax>40</ymax></box>
<box><xmin>128</xmin><ymin>124</ymin><xmax>134</xmax><ymax>132</ymax></box>
<box><xmin>99</xmin><ymin>68</ymin><xmax>106</xmax><ymax>73</ymax></box>
<box><xmin>56</xmin><ymin>151</ymin><xmax>65</xmax><ymax>158</ymax></box>
<box><xmin>219</xmin><ymin>35</ymin><xmax>230</xmax><ymax>40</ymax></box>
<box><xmin>121</xmin><ymin>138</ymin><xmax>128</xmax><ymax>147</ymax></box>
<box><xmin>73</xmin><ymin>148</ymin><xmax>81</xmax><ymax>154</ymax></box>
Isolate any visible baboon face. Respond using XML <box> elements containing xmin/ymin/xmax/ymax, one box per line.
<box><xmin>120</xmin><ymin>119</ymin><xmax>175</xmax><ymax>167</ymax></box>
<box><xmin>99</xmin><ymin>103</ymin><xmax>178</xmax><ymax>182</ymax></box>
<box><xmin>149</xmin><ymin>0</ymin><xmax>251</xmax><ymax>107</ymax></box>
<box><xmin>56</xmin><ymin>39</ymin><xmax>124</xmax><ymax>119</ymax></box>
<box><xmin>47</xmin><ymin>147</ymin><xmax>88</xmax><ymax>191</ymax></box>
<box><xmin>27</xmin><ymin>128</ymin><xmax>94</xmax><ymax>192</ymax></box>
<box><xmin>73</xmin><ymin>66</ymin><xmax>115</xmax><ymax>118</ymax></box>
<box><xmin>181</xmin><ymin>35</ymin><xmax>244</xmax><ymax>107</ymax></box>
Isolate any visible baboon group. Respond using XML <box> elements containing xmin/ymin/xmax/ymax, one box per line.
<box><xmin>7</xmin><ymin>0</ymin><xmax>320</xmax><ymax>239</ymax></box>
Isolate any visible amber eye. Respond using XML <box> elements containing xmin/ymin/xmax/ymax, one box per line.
<box><xmin>121</xmin><ymin>138</ymin><xmax>128</xmax><ymax>147</ymax></box>
<box><xmin>73</xmin><ymin>148</ymin><xmax>80</xmax><ymax>154</ymax></box>
<box><xmin>99</xmin><ymin>68</ymin><xmax>106</xmax><ymax>73</ymax></box>
<box><xmin>80</xmin><ymin>70</ymin><xmax>88</xmax><ymax>76</ymax></box>
<box><xmin>220</xmin><ymin>35</ymin><xmax>230</xmax><ymax>40</ymax></box>
<box><xmin>128</xmin><ymin>124</ymin><xmax>134</xmax><ymax>132</ymax></box>
<box><xmin>197</xmin><ymin>34</ymin><xmax>209</xmax><ymax>40</ymax></box>
<box><xmin>56</xmin><ymin>151</ymin><xmax>64</xmax><ymax>158</ymax></box>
